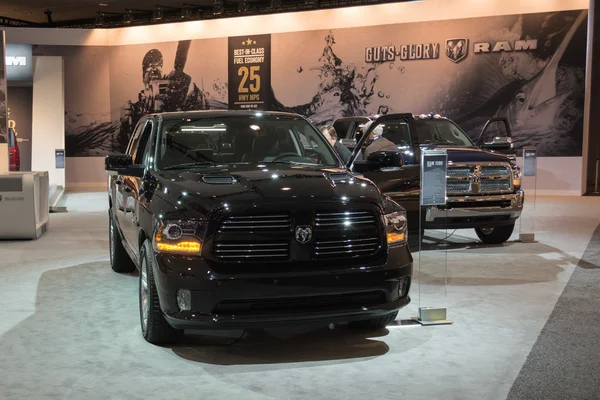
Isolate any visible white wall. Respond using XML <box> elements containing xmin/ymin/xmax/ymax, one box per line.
<box><xmin>517</xmin><ymin>157</ymin><xmax>583</xmax><ymax>196</ymax></box>
<box><xmin>0</xmin><ymin>144</ymin><xmax>8</xmax><ymax>173</ymax></box>
<box><xmin>31</xmin><ymin>56</ymin><xmax>65</xmax><ymax>189</ymax></box>
<box><xmin>66</xmin><ymin>157</ymin><xmax>107</xmax><ymax>189</ymax></box>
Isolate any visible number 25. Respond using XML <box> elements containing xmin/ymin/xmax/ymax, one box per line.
<box><xmin>238</xmin><ymin>66</ymin><xmax>260</xmax><ymax>93</ymax></box>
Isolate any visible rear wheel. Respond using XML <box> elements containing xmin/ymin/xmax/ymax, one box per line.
<box><xmin>139</xmin><ymin>240</ymin><xmax>183</xmax><ymax>345</ymax></box>
<box><xmin>109</xmin><ymin>210</ymin><xmax>136</xmax><ymax>273</ymax></box>
<box><xmin>349</xmin><ymin>311</ymin><xmax>399</xmax><ymax>331</ymax></box>
<box><xmin>475</xmin><ymin>223</ymin><xmax>515</xmax><ymax>244</ymax></box>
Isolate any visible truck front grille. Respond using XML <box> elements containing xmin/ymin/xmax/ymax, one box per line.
<box><xmin>219</xmin><ymin>214</ymin><xmax>292</xmax><ymax>231</ymax></box>
<box><xmin>214</xmin><ymin>242</ymin><xmax>290</xmax><ymax>261</ymax></box>
<box><xmin>211</xmin><ymin>209</ymin><xmax>383</xmax><ymax>264</ymax></box>
<box><xmin>447</xmin><ymin>163</ymin><xmax>512</xmax><ymax>195</ymax></box>
<box><xmin>313</xmin><ymin>211</ymin><xmax>381</xmax><ymax>260</ymax></box>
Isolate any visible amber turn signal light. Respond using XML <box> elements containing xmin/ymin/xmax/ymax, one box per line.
<box><xmin>387</xmin><ymin>232</ymin><xmax>406</xmax><ymax>244</ymax></box>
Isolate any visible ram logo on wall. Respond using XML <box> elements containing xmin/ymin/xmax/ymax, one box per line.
<box><xmin>35</xmin><ymin>9</ymin><xmax>587</xmax><ymax>158</ymax></box>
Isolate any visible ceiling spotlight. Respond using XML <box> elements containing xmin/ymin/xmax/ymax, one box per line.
<box><xmin>153</xmin><ymin>6</ymin><xmax>163</xmax><ymax>20</ymax></box>
<box><xmin>180</xmin><ymin>7</ymin><xmax>192</xmax><ymax>19</ymax></box>
<box><xmin>123</xmin><ymin>9</ymin><xmax>133</xmax><ymax>24</ymax></box>
<box><xmin>213</xmin><ymin>0</ymin><xmax>224</xmax><ymax>15</ymax></box>
<box><xmin>238</xmin><ymin>0</ymin><xmax>249</xmax><ymax>13</ymax></box>
<box><xmin>95</xmin><ymin>12</ymin><xmax>105</xmax><ymax>26</ymax></box>
<box><xmin>44</xmin><ymin>9</ymin><xmax>53</xmax><ymax>24</ymax></box>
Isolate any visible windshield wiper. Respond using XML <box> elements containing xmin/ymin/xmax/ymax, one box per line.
<box><xmin>163</xmin><ymin>161</ymin><xmax>216</xmax><ymax>170</ymax></box>
<box><xmin>262</xmin><ymin>160</ymin><xmax>322</xmax><ymax>166</ymax></box>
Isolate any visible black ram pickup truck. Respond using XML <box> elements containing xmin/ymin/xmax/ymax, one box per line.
<box><xmin>105</xmin><ymin>110</ymin><xmax>412</xmax><ymax>344</ymax></box>
<box><xmin>333</xmin><ymin>113</ymin><xmax>523</xmax><ymax>244</ymax></box>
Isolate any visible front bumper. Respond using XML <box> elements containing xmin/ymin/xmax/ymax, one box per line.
<box><xmin>424</xmin><ymin>190</ymin><xmax>524</xmax><ymax>229</ymax></box>
<box><xmin>153</xmin><ymin>245</ymin><xmax>413</xmax><ymax>330</ymax></box>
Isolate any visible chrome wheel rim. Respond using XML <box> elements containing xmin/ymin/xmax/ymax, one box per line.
<box><xmin>481</xmin><ymin>227</ymin><xmax>494</xmax><ymax>235</ymax></box>
<box><xmin>140</xmin><ymin>257</ymin><xmax>149</xmax><ymax>331</ymax></box>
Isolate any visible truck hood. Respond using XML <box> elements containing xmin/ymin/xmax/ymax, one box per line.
<box><xmin>152</xmin><ymin>163</ymin><xmax>383</xmax><ymax>218</ymax></box>
<box><xmin>424</xmin><ymin>146</ymin><xmax>511</xmax><ymax>163</ymax></box>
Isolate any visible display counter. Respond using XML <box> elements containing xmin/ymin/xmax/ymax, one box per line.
<box><xmin>0</xmin><ymin>171</ymin><xmax>49</xmax><ymax>239</ymax></box>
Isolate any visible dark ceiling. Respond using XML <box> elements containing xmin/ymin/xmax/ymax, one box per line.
<box><xmin>0</xmin><ymin>0</ymin><xmax>410</xmax><ymax>28</ymax></box>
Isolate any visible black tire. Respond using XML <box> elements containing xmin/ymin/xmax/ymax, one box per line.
<box><xmin>109</xmin><ymin>209</ymin><xmax>136</xmax><ymax>273</ymax></box>
<box><xmin>350</xmin><ymin>311</ymin><xmax>399</xmax><ymax>330</ymax></box>
<box><xmin>475</xmin><ymin>223</ymin><xmax>515</xmax><ymax>244</ymax></box>
<box><xmin>139</xmin><ymin>240</ymin><xmax>183</xmax><ymax>345</ymax></box>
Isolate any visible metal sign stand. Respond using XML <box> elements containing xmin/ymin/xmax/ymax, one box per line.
<box><xmin>413</xmin><ymin>149</ymin><xmax>453</xmax><ymax>326</ymax></box>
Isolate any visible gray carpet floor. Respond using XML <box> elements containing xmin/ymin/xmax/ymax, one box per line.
<box><xmin>507</xmin><ymin>223</ymin><xmax>600</xmax><ymax>400</ymax></box>
<box><xmin>2</xmin><ymin>193</ymin><xmax>600</xmax><ymax>400</ymax></box>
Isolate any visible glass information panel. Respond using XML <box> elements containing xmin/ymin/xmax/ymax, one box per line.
<box><xmin>519</xmin><ymin>146</ymin><xmax>536</xmax><ymax>242</ymax></box>
<box><xmin>415</xmin><ymin>150</ymin><xmax>452</xmax><ymax>325</ymax></box>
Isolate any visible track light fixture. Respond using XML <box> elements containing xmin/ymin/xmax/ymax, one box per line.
<box><xmin>95</xmin><ymin>12</ymin><xmax>105</xmax><ymax>26</ymax></box>
<box><xmin>238</xmin><ymin>0</ymin><xmax>249</xmax><ymax>13</ymax></box>
<box><xmin>123</xmin><ymin>9</ymin><xmax>134</xmax><ymax>24</ymax></box>
<box><xmin>180</xmin><ymin>7</ymin><xmax>191</xmax><ymax>19</ymax></box>
<box><xmin>44</xmin><ymin>9</ymin><xmax>53</xmax><ymax>24</ymax></box>
<box><xmin>153</xmin><ymin>6</ymin><xmax>164</xmax><ymax>20</ymax></box>
<box><xmin>213</xmin><ymin>0</ymin><xmax>224</xmax><ymax>15</ymax></box>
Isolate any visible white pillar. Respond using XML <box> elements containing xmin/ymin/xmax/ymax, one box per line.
<box><xmin>31</xmin><ymin>56</ymin><xmax>65</xmax><ymax>189</ymax></box>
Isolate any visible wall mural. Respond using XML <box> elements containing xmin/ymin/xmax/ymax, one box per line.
<box><xmin>37</xmin><ymin>9</ymin><xmax>587</xmax><ymax>157</ymax></box>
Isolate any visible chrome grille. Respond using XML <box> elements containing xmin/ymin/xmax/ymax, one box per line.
<box><xmin>481</xmin><ymin>166</ymin><xmax>510</xmax><ymax>177</ymax></box>
<box><xmin>315</xmin><ymin>211</ymin><xmax>377</xmax><ymax>227</ymax></box>
<box><xmin>313</xmin><ymin>211</ymin><xmax>381</xmax><ymax>259</ymax></box>
<box><xmin>314</xmin><ymin>237</ymin><xmax>380</xmax><ymax>257</ymax></box>
<box><xmin>214</xmin><ymin>242</ymin><xmax>289</xmax><ymax>260</ymax></box>
<box><xmin>447</xmin><ymin>163</ymin><xmax>512</xmax><ymax>195</ymax></box>
<box><xmin>219</xmin><ymin>214</ymin><xmax>292</xmax><ymax>231</ymax></box>
<box><xmin>446</xmin><ymin>181</ymin><xmax>470</xmax><ymax>193</ymax></box>
<box><xmin>447</xmin><ymin>167</ymin><xmax>471</xmax><ymax>177</ymax></box>
<box><xmin>481</xmin><ymin>179</ymin><xmax>511</xmax><ymax>192</ymax></box>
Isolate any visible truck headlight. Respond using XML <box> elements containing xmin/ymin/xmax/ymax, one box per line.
<box><xmin>384</xmin><ymin>211</ymin><xmax>407</xmax><ymax>246</ymax></box>
<box><xmin>512</xmin><ymin>169</ymin><xmax>522</xmax><ymax>188</ymax></box>
<box><xmin>153</xmin><ymin>220</ymin><xmax>206</xmax><ymax>255</ymax></box>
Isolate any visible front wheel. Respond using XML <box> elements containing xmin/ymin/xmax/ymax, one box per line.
<box><xmin>475</xmin><ymin>223</ymin><xmax>515</xmax><ymax>244</ymax></box>
<box><xmin>139</xmin><ymin>240</ymin><xmax>183</xmax><ymax>345</ymax></box>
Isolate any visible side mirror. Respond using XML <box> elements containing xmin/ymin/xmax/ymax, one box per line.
<box><xmin>480</xmin><ymin>137</ymin><xmax>513</xmax><ymax>151</ymax></box>
<box><xmin>105</xmin><ymin>154</ymin><xmax>145</xmax><ymax>177</ymax></box>
<box><xmin>367</xmin><ymin>151</ymin><xmax>403</xmax><ymax>171</ymax></box>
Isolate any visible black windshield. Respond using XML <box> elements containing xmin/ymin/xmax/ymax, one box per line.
<box><xmin>413</xmin><ymin>119</ymin><xmax>474</xmax><ymax>147</ymax></box>
<box><xmin>156</xmin><ymin>115</ymin><xmax>340</xmax><ymax>170</ymax></box>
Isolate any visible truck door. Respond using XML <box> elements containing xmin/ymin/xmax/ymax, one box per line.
<box><xmin>120</xmin><ymin>120</ymin><xmax>154</xmax><ymax>256</ymax></box>
<box><xmin>477</xmin><ymin>117</ymin><xmax>514</xmax><ymax>156</ymax></box>
<box><xmin>347</xmin><ymin>114</ymin><xmax>421</xmax><ymax>232</ymax></box>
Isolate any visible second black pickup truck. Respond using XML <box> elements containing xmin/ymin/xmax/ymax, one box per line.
<box><xmin>333</xmin><ymin>113</ymin><xmax>524</xmax><ymax>244</ymax></box>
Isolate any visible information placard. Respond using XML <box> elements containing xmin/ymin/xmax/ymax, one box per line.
<box><xmin>421</xmin><ymin>150</ymin><xmax>448</xmax><ymax>206</ymax></box>
<box><xmin>228</xmin><ymin>34</ymin><xmax>272</xmax><ymax>110</ymax></box>
<box><xmin>55</xmin><ymin>149</ymin><xmax>65</xmax><ymax>169</ymax></box>
<box><xmin>523</xmin><ymin>147</ymin><xmax>537</xmax><ymax>177</ymax></box>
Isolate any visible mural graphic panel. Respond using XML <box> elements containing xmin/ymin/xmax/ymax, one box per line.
<box><xmin>38</xmin><ymin>9</ymin><xmax>587</xmax><ymax>158</ymax></box>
